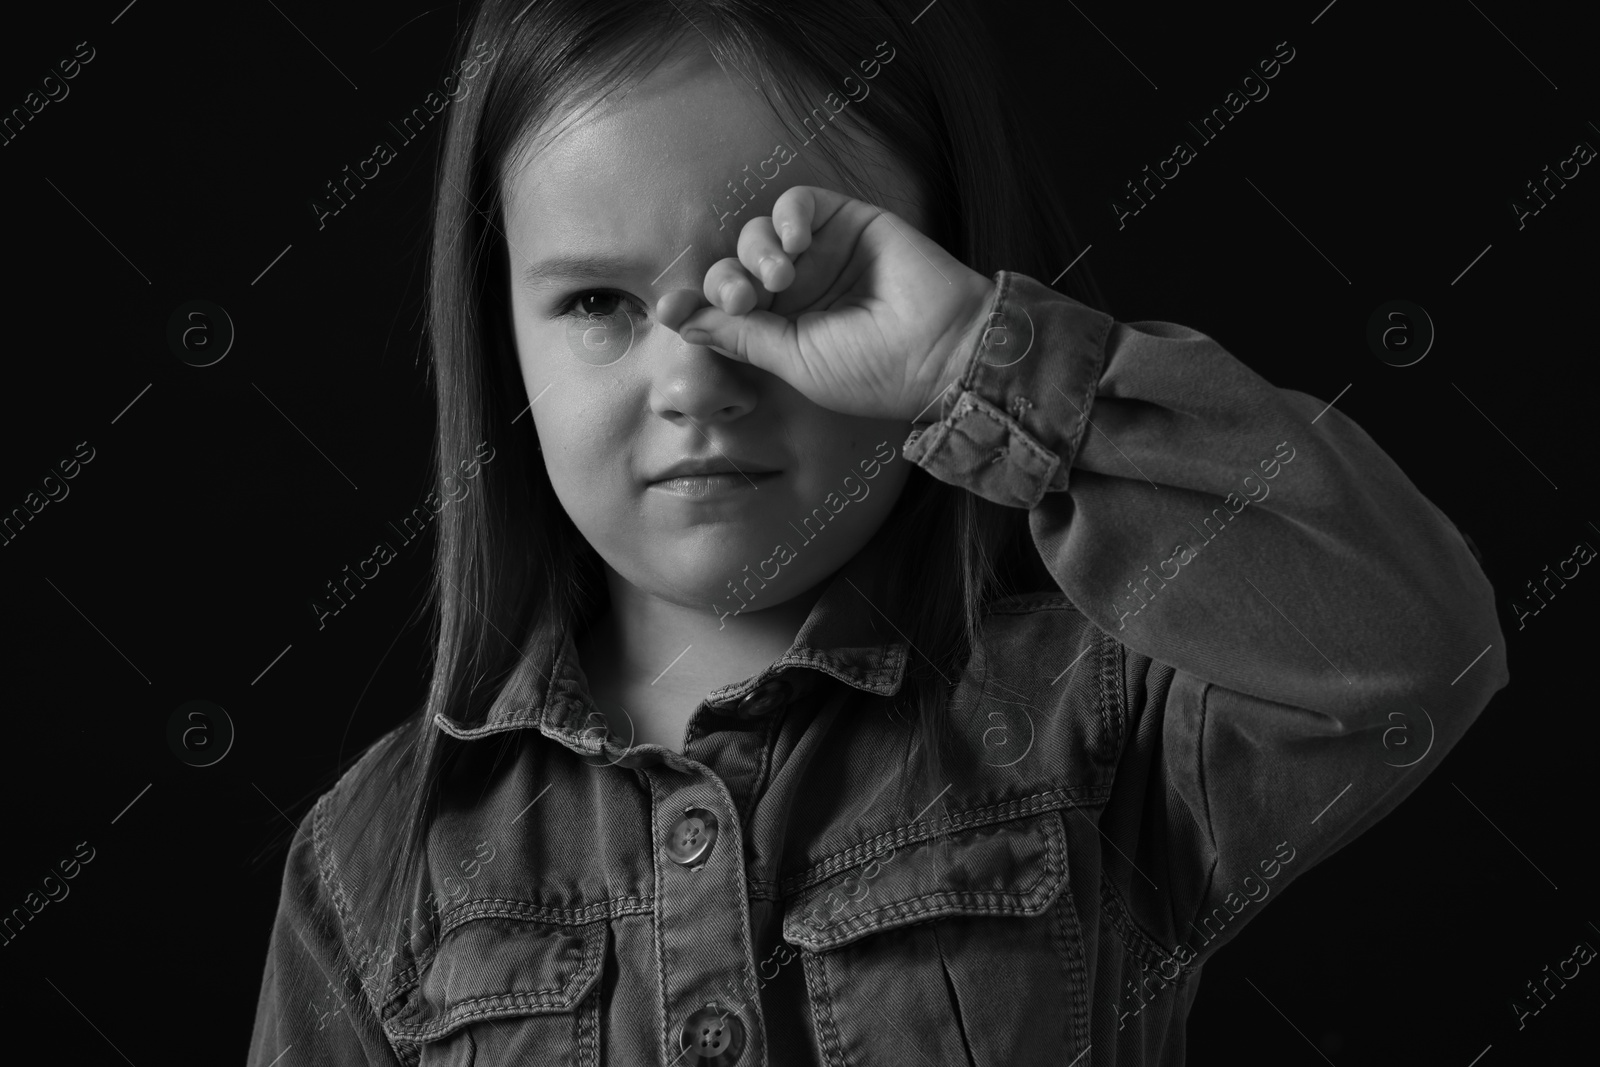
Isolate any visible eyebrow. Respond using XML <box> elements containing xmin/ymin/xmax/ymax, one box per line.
<box><xmin>518</xmin><ymin>253</ymin><xmax>646</xmax><ymax>290</ymax></box>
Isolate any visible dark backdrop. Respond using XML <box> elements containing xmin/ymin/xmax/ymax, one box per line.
<box><xmin>1</xmin><ymin>2</ymin><xmax>1593</xmax><ymax>1064</ymax></box>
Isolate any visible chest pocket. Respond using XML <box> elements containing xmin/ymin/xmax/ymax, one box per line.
<box><xmin>383</xmin><ymin>918</ymin><xmax>606</xmax><ymax>1066</ymax></box>
<box><xmin>782</xmin><ymin>809</ymin><xmax>1085</xmax><ymax>1067</ymax></box>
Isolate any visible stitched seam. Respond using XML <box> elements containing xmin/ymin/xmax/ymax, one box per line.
<box><xmin>396</xmin><ymin>991</ymin><xmax>570</xmax><ymax>1024</ymax></box>
<box><xmin>1098</xmin><ymin>873</ymin><xmax>1166</xmax><ymax>967</ymax></box>
<box><xmin>436</xmin><ymin>896</ymin><xmax>652</xmax><ymax>934</ymax></box>
<box><xmin>952</xmin><ymin>393</ymin><xmax>1058</xmax><ymax>472</ymax></box>
<box><xmin>801</xmin><ymin>813</ymin><xmax>1066</xmax><ymax>944</ymax></box>
<box><xmin>816</xmin><ymin>890</ymin><xmax>1047</xmax><ymax>928</ymax></box>
<box><xmin>777</xmin><ymin>788</ymin><xmax>1109</xmax><ymax>895</ymax></box>
<box><xmin>383</xmin><ymin>924</ymin><xmax>606</xmax><ymax>1041</ymax></box>
<box><xmin>577</xmin><ymin>987</ymin><xmax>599</xmax><ymax>1067</ymax></box>
<box><xmin>916</xmin><ymin>269</ymin><xmax>1060</xmax><ymax>506</ymax></box>
<box><xmin>311</xmin><ymin>790</ymin><xmax>370</xmax><ymax>991</ymax></box>
<box><xmin>709</xmin><ymin>769</ymin><xmax>770</xmax><ymax>1061</ymax></box>
<box><xmin>1105</xmin><ymin>632</ymin><xmax>1124</xmax><ymax>756</ymax></box>
<box><xmin>310</xmin><ymin>787</ymin><xmax>411</xmax><ymax>1045</ymax></box>
<box><xmin>961</xmin><ymin>270</ymin><xmax>1014</xmax><ymax>397</ymax></box>
<box><xmin>544</xmin><ymin>635</ymin><xmax>580</xmax><ymax>731</ymax></box>
<box><xmin>793</xmin><ymin>812</ymin><xmax>1068</xmax><ymax>947</ymax></box>
<box><xmin>748</xmin><ymin>879</ymin><xmax>782</xmax><ymax>901</ymax></box>
<box><xmin>908</xmin><ymin>406</ymin><xmax>956</xmax><ymax>462</ymax></box>
<box><xmin>650</xmin><ymin>774</ymin><xmax>670</xmax><ymax>1067</ymax></box>
<box><xmin>388</xmin><ymin>992</ymin><xmax>573</xmax><ymax>1034</ymax></box>
<box><xmin>1060</xmin><ymin>310</ymin><xmax>1111</xmax><ymax>478</ymax></box>
<box><xmin>806</xmin><ymin>948</ymin><xmax>848</xmax><ymax>1067</ymax></box>
<box><xmin>1186</xmin><ymin>681</ymin><xmax>1220</xmax><ymax>948</ymax></box>
<box><xmin>908</xmin><ymin>266</ymin><xmax>1011</xmax><ymax>482</ymax></box>
<box><xmin>780</xmin><ymin>789</ymin><xmax>1102</xmax><ymax>893</ymax></box>
<box><xmin>1099</xmin><ymin>872</ymin><xmax>1198</xmax><ymax>983</ymax></box>
<box><xmin>412</xmin><ymin>902</ymin><xmax>644</xmax><ymax>978</ymax></box>
<box><xmin>1051</xmin><ymin>899</ymin><xmax>1079</xmax><ymax>1051</ymax></box>
<box><xmin>981</xmin><ymin>591</ymin><xmax>1077</xmax><ymax>616</ymax></box>
<box><xmin>735</xmin><ymin>649</ymin><xmax>904</xmax><ymax>693</ymax></box>
<box><xmin>1095</xmin><ymin>632</ymin><xmax>1115</xmax><ymax>761</ymax></box>
<box><xmin>1050</xmin><ymin>838</ymin><xmax>1092</xmax><ymax>1054</ymax></box>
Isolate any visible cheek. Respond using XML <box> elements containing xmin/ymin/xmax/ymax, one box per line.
<box><xmin>785</xmin><ymin>420</ymin><xmax>909</xmax><ymax>539</ymax></box>
<box><xmin>531</xmin><ymin>394</ymin><xmax>632</xmax><ymax>496</ymax></box>
<box><xmin>518</xmin><ymin>346</ymin><xmax>637</xmax><ymax>514</ymax></box>
<box><xmin>511</xmin><ymin>315</ymin><xmax>563</xmax><ymax>394</ymax></box>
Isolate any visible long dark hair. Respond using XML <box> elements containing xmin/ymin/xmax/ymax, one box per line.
<box><xmin>333</xmin><ymin>0</ymin><xmax>1108</xmax><ymax>1008</ymax></box>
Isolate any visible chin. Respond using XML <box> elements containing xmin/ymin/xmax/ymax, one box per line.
<box><xmin>594</xmin><ymin>530</ymin><xmax>747</xmax><ymax>592</ymax></box>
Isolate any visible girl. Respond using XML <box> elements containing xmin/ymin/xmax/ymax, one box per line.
<box><xmin>248</xmin><ymin>1</ymin><xmax>1507</xmax><ymax>1064</ymax></box>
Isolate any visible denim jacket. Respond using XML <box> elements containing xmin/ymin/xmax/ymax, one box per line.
<box><xmin>247</xmin><ymin>271</ymin><xmax>1509</xmax><ymax>1066</ymax></box>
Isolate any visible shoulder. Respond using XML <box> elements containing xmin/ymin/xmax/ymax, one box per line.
<box><xmin>305</xmin><ymin>720</ymin><xmax>424</xmax><ymax>956</ymax></box>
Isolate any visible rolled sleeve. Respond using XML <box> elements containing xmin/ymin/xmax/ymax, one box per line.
<box><xmin>905</xmin><ymin>269</ymin><xmax>1510</xmax><ymax>968</ymax></box>
<box><xmin>904</xmin><ymin>270</ymin><xmax>1112</xmax><ymax>509</ymax></box>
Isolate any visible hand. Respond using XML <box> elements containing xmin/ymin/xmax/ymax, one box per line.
<box><xmin>655</xmin><ymin>185</ymin><xmax>997</xmax><ymax>423</ymax></box>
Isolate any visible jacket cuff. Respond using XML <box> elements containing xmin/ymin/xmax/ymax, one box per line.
<box><xmin>903</xmin><ymin>270</ymin><xmax>1113</xmax><ymax>509</ymax></box>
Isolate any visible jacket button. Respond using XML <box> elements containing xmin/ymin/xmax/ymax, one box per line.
<box><xmin>735</xmin><ymin>676</ymin><xmax>794</xmax><ymax>718</ymax></box>
<box><xmin>665</xmin><ymin>807</ymin><xmax>719</xmax><ymax>869</ymax></box>
<box><xmin>680</xmin><ymin>1004</ymin><xmax>745</xmax><ymax>1064</ymax></box>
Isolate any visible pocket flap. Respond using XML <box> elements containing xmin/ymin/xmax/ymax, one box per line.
<box><xmin>781</xmin><ymin>810</ymin><xmax>1068</xmax><ymax>951</ymax></box>
<box><xmin>383</xmin><ymin>918</ymin><xmax>606</xmax><ymax>1044</ymax></box>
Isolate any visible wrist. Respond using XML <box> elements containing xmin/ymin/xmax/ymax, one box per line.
<box><xmin>922</xmin><ymin>272</ymin><xmax>998</xmax><ymax>422</ymax></box>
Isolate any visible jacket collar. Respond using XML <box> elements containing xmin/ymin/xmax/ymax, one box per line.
<box><xmin>432</xmin><ymin>534</ymin><xmax>911</xmax><ymax>760</ymax></box>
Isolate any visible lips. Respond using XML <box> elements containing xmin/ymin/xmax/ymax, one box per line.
<box><xmin>646</xmin><ymin>456</ymin><xmax>780</xmax><ymax>484</ymax></box>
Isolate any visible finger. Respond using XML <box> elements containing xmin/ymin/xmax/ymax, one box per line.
<box><xmin>675</xmin><ymin>304</ymin><xmax>796</xmax><ymax>375</ymax></box>
<box><xmin>771</xmin><ymin>186</ymin><xmax>823</xmax><ymax>255</ymax></box>
<box><xmin>700</xmin><ymin>256</ymin><xmax>769</xmax><ymax>318</ymax></box>
<box><xmin>737</xmin><ymin>215</ymin><xmax>795</xmax><ymax>293</ymax></box>
<box><xmin>654</xmin><ymin>287</ymin><xmax>710</xmax><ymax>332</ymax></box>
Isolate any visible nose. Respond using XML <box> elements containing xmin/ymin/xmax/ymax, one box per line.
<box><xmin>647</xmin><ymin>333</ymin><xmax>761</xmax><ymax>425</ymax></box>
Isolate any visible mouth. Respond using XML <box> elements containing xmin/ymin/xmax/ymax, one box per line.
<box><xmin>647</xmin><ymin>470</ymin><xmax>782</xmax><ymax>498</ymax></box>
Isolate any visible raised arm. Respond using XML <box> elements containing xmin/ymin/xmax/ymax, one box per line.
<box><xmin>903</xmin><ymin>269</ymin><xmax>1509</xmax><ymax>965</ymax></box>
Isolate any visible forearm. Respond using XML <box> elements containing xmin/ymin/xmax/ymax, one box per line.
<box><xmin>905</xmin><ymin>269</ymin><xmax>1507</xmax><ymax>724</ymax></box>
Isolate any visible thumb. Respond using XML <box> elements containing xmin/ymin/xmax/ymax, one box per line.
<box><xmin>677</xmin><ymin>305</ymin><xmax>797</xmax><ymax>374</ymax></box>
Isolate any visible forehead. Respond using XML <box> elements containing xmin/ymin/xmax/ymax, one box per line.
<box><xmin>500</xmin><ymin>48</ymin><xmax>921</xmax><ymax>245</ymax></box>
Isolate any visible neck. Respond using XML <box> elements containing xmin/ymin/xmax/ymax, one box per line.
<box><xmin>587</xmin><ymin>563</ymin><xmax>825</xmax><ymax>696</ymax></box>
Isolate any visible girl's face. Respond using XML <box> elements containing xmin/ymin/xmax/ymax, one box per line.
<box><xmin>501</xmin><ymin>48</ymin><xmax>922</xmax><ymax>614</ymax></box>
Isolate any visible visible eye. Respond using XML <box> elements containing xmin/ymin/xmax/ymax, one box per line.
<box><xmin>558</xmin><ymin>289</ymin><xmax>641</xmax><ymax>367</ymax></box>
<box><xmin>559</xmin><ymin>289</ymin><xmax>640</xmax><ymax>321</ymax></box>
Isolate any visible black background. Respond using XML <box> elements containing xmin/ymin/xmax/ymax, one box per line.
<box><xmin>0</xmin><ymin>1</ymin><xmax>1594</xmax><ymax>1064</ymax></box>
